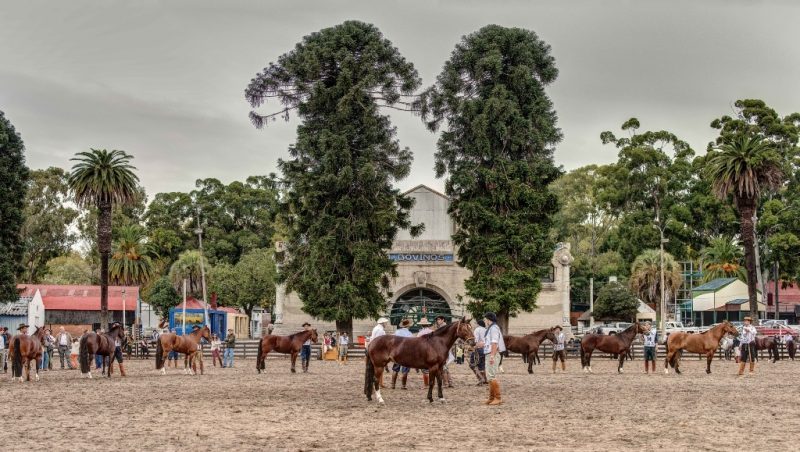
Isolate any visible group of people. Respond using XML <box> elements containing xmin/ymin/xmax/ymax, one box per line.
<box><xmin>321</xmin><ymin>330</ymin><xmax>351</xmax><ymax>364</ymax></box>
<box><xmin>152</xmin><ymin>327</ymin><xmax>237</xmax><ymax>369</ymax></box>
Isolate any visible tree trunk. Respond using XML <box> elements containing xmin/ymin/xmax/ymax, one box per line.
<box><xmin>336</xmin><ymin>317</ymin><xmax>353</xmax><ymax>344</ymax></box>
<box><xmin>738</xmin><ymin>202</ymin><xmax>760</xmax><ymax>320</ymax></box>
<box><xmin>98</xmin><ymin>200</ymin><xmax>112</xmax><ymax>329</ymax></box>
<box><xmin>497</xmin><ymin>309</ymin><xmax>510</xmax><ymax>335</ymax></box>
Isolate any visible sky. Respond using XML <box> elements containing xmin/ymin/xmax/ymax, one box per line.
<box><xmin>2</xmin><ymin>0</ymin><xmax>799</xmax><ymax>199</ymax></box>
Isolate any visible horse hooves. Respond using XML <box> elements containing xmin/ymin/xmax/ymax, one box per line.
<box><xmin>438</xmin><ymin>398</ymin><xmax>446</xmax><ymax>404</ymax></box>
<box><xmin>706</xmin><ymin>369</ymin><xmax>711</xmax><ymax>374</ymax></box>
<box><xmin>290</xmin><ymin>369</ymin><xmax>296</xmax><ymax>373</ymax></box>
<box><xmin>528</xmin><ymin>369</ymin><xmax>533</xmax><ymax>374</ymax></box>
<box><xmin>675</xmin><ymin>369</ymin><xmax>682</xmax><ymax>375</ymax></box>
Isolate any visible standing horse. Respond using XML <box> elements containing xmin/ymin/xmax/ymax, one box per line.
<box><xmin>256</xmin><ymin>329</ymin><xmax>318</xmax><ymax>373</ymax></box>
<box><xmin>664</xmin><ymin>321</ymin><xmax>739</xmax><ymax>374</ymax></box>
<box><xmin>8</xmin><ymin>327</ymin><xmax>46</xmax><ymax>382</ymax></box>
<box><xmin>580</xmin><ymin>322</ymin><xmax>646</xmax><ymax>373</ymax></box>
<box><xmin>364</xmin><ymin>319</ymin><xmax>472</xmax><ymax>404</ymax></box>
<box><xmin>754</xmin><ymin>336</ymin><xmax>780</xmax><ymax>362</ymax></box>
<box><xmin>720</xmin><ymin>336</ymin><xmax>735</xmax><ymax>360</ymax></box>
<box><xmin>155</xmin><ymin>325</ymin><xmax>211</xmax><ymax>375</ymax></box>
<box><xmin>502</xmin><ymin>328</ymin><xmax>557</xmax><ymax>374</ymax></box>
<box><xmin>78</xmin><ymin>323</ymin><xmax>127</xmax><ymax>378</ymax></box>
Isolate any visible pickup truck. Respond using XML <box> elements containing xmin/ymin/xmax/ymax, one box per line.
<box><xmin>664</xmin><ymin>321</ymin><xmax>700</xmax><ymax>334</ymax></box>
<box><xmin>588</xmin><ymin>322</ymin><xmax>632</xmax><ymax>335</ymax></box>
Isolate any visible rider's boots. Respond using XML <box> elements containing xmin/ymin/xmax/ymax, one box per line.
<box><xmin>737</xmin><ymin>362</ymin><xmax>746</xmax><ymax>375</ymax></box>
<box><xmin>488</xmin><ymin>380</ymin><xmax>502</xmax><ymax>405</ymax></box>
<box><xmin>552</xmin><ymin>361</ymin><xmax>557</xmax><ymax>374</ymax></box>
<box><xmin>391</xmin><ymin>371</ymin><xmax>398</xmax><ymax>389</ymax></box>
<box><xmin>119</xmin><ymin>363</ymin><xmax>127</xmax><ymax>377</ymax></box>
<box><xmin>749</xmin><ymin>361</ymin><xmax>756</xmax><ymax>373</ymax></box>
<box><xmin>561</xmin><ymin>361</ymin><xmax>566</xmax><ymax>372</ymax></box>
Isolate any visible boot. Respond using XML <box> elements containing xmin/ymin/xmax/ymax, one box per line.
<box><xmin>749</xmin><ymin>361</ymin><xmax>755</xmax><ymax>373</ymax></box>
<box><xmin>737</xmin><ymin>362</ymin><xmax>746</xmax><ymax>376</ymax></box>
<box><xmin>422</xmin><ymin>373</ymin><xmax>429</xmax><ymax>387</ymax></box>
<box><xmin>443</xmin><ymin>369</ymin><xmax>453</xmax><ymax>388</ymax></box>
<box><xmin>480</xmin><ymin>371</ymin><xmax>488</xmax><ymax>385</ymax></box>
<box><xmin>119</xmin><ymin>363</ymin><xmax>127</xmax><ymax>377</ymax></box>
<box><xmin>472</xmin><ymin>367</ymin><xmax>483</xmax><ymax>384</ymax></box>
<box><xmin>302</xmin><ymin>359</ymin><xmax>308</xmax><ymax>373</ymax></box>
<box><xmin>488</xmin><ymin>380</ymin><xmax>503</xmax><ymax>405</ymax></box>
<box><xmin>391</xmin><ymin>372</ymin><xmax>399</xmax><ymax>389</ymax></box>
<box><xmin>561</xmin><ymin>361</ymin><xmax>566</xmax><ymax>372</ymax></box>
<box><xmin>401</xmin><ymin>373</ymin><xmax>408</xmax><ymax>390</ymax></box>
<box><xmin>484</xmin><ymin>381</ymin><xmax>495</xmax><ymax>405</ymax></box>
<box><xmin>552</xmin><ymin>361</ymin><xmax>557</xmax><ymax>374</ymax></box>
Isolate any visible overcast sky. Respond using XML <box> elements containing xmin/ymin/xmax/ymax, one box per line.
<box><xmin>2</xmin><ymin>0</ymin><xmax>799</xmax><ymax>199</ymax></box>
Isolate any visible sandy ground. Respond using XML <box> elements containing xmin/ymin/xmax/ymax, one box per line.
<box><xmin>3</xmin><ymin>354</ymin><xmax>798</xmax><ymax>451</ymax></box>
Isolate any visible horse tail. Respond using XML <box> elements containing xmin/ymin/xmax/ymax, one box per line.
<box><xmin>579</xmin><ymin>343</ymin><xmax>585</xmax><ymax>367</ymax></box>
<box><xmin>256</xmin><ymin>340</ymin><xmax>263</xmax><ymax>373</ymax></box>
<box><xmin>79</xmin><ymin>335</ymin><xmax>90</xmax><ymax>374</ymax></box>
<box><xmin>364</xmin><ymin>352</ymin><xmax>375</xmax><ymax>400</ymax></box>
<box><xmin>669</xmin><ymin>349</ymin><xmax>679</xmax><ymax>368</ymax></box>
<box><xmin>155</xmin><ymin>338</ymin><xmax>164</xmax><ymax>370</ymax></box>
<box><xmin>12</xmin><ymin>337</ymin><xmax>22</xmax><ymax>378</ymax></box>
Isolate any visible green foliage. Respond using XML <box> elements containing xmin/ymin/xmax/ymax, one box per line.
<box><xmin>0</xmin><ymin>111</ymin><xmax>29</xmax><ymax>302</ymax></box>
<box><xmin>109</xmin><ymin>225</ymin><xmax>154</xmax><ymax>285</ymax></box>
<box><xmin>629</xmin><ymin>249</ymin><xmax>682</xmax><ymax>325</ymax></box>
<box><xmin>593</xmin><ymin>281</ymin><xmax>639</xmax><ymax>321</ymax></box>
<box><xmin>168</xmin><ymin>250</ymin><xmax>208</xmax><ymax>297</ymax></box>
<box><xmin>143</xmin><ymin>276</ymin><xmax>180</xmax><ymax>318</ymax></box>
<box><xmin>700</xmin><ymin>236</ymin><xmax>745</xmax><ymax>282</ymax></box>
<box><xmin>19</xmin><ymin>167</ymin><xmax>78</xmax><ymax>283</ymax></box>
<box><xmin>245</xmin><ymin>21</ymin><xmax>420</xmax><ymax>331</ymax></box>
<box><xmin>419</xmin><ymin>25</ymin><xmax>562</xmax><ymax>329</ymax></box>
<box><xmin>42</xmin><ymin>253</ymin><xmax>93</xmax><ymax>285</ymax></box>
<box><xmin>209</xmin><ymin>248</ymin><xmax>276</xmax><ymax>320</ymax></box>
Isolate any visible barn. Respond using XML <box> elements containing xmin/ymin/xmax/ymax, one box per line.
<box><xmin>0</xmin><ymin>288</ymin><xmax>45</xmax><ymax>333</ymax></box>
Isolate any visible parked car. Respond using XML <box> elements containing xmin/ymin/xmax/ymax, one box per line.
<box><xmin>588</xmin><ymin>322</ymin><xmax>632</xmax><ymax>335</ymax></box>
<box><xmin>664</xmin><ymin>321</ymin><xmax>700</xmax><ymax>334</ymax></box>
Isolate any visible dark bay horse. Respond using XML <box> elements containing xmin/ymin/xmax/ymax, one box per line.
<box><xmin>754</xmin><ymin>336</ymin><xmax>780</xmax><ymax>362</ymax></box>
<box><xmin>79</xmin><ymin>324</ymin><xmax>127</xmax><ymax>378</ymax></box>
<box><xmin>502</xmin><ymin>328</ymin><xmax>557</xmax><ymax>373</ymax></box>
<box><xmin>155</xmin><ymin>326</ymin><xmax>211</xmax><ymax>375</ymax></box>
<box><xmin>580</xmin><ymin>322</ymin><xmax>646</xmax><ymax>373</ymax></box>
<box><xmin>9</xmin><ymin>327</ymin><xmax>46</xmax><ymax>382</ymax></box>
<box><xmin>665</xmin><ymin>321</ymin><xmax>739</xmax><ymax>374</ymax></box>
<box><xmin>365</xmin><ymin>319</ymin><xmax>472</xmax><ymax>404</ymax></box>
<box><xmin>256</xmin><ymin>329</ymin><xmax>318</xmax><ymax>373</ymax></box>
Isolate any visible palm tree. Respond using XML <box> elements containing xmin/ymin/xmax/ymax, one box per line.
<box><xmin>68</xmin><ymin>149</ymin><xmax>139</xmax><ymax>327</ymax></box>
<box><xmin>110</xmin><ymin>225</ymin><xmax>154</xmax><ymax>286</ymax></box>
<box><xmin>168</xmin><ymin>250</ymin><xmax>208</xmax><ymax>297</ymax></box>
<box><xmin>700</xmin><ymin>235</ymin><xmax>746</xmax><ymax>282</ymax></box>
<box><xmin>629</xmin><ymin>249</ymin><xmax>683</xmax><ymax>327</ymax></box>
<box><xmin>706</xmin><ymin>135</ymin><xmax>783</xmax><ymax>319</ymax></box>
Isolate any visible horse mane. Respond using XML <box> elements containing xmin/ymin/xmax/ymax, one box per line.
<box><xmin>287</xmin><ymin>329</ymin><xmax>313</xmax><ymax>339</ymax></box>
<box><xmin>427</xmin><ymin>321</ymin><xmax>459</xmax><ymax>338</ymax></box>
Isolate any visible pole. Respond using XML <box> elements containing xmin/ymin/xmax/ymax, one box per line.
<box><xmin>713</xmin><ymin>291</ymin><xmax>716</xmax><ymax>325</ymax></box>
<box><xmin>775</xmin><ymin>261</ymin><xmax>780</xmax><ymax>321</ymax></box>
<box><xmin>195</xmin><ymin>209</ymin><xmax>210</xmax><ymax>329</ymax></box>
<box><xmin>589</xmin><ymin>277</ymin><xmax>594</xmax><ymax>328</ymax></box>
<box><xmin>659</xmin><ymin>225</ymin><xmax>666</xmax><ymax>335</ymax></box>
<box><xmin>182</xmin><ymin>279</ymin><xmax>187</xmax><ymax>336</ymax></box>
<box><xmin>122</xmin><ymin>288</ymin><xmax>127</xmax><ymax>332</ymax></box>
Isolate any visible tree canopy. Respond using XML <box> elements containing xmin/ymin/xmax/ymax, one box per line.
<box><xmin>0</xmin><ymin>111</ymin><xmax>29</xmax><ymax>302</ymax></box>
<box><xmin>593</xmin><ymin>281</ymin><xmax>639</xmax><ymax>321</ymax></box>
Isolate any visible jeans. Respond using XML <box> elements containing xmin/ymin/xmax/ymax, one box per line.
<box><xmin>59</xmin><ymin>345</ymin><xmax>71</xmax><ymax>368</ymax></box>
<box><xmin>95</xmin><ymin>354</ymin><xmax>103</xmax><ymax>369</ymax></box>
<box><xmin>300</xmin><ymin>345</ymin><xmax>311</xmax><ymax>361</ymax></box>
<box><xmin>41</xmin><ymin>350</ymin><xmax>49</xmax><ymax>370</ymax></box>
<box><xmin>223</xmin><ymin>348</ymin><xmax>234</xmax><ymax>367</ymax></box>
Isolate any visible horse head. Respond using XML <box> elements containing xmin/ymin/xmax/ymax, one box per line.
<box><xmin>544</xmin><ymin>327</ymin><xmax>558</xmax><ymax>343</ymax></box>
<box><xmin>635</xmin><ymin>322</ymin><xmax>647</xmax><ymax>335</ymax></box>
<box><xmin>722</xmin><ymin>321</ymin><xmax>739</xmax><ymax>337</ymax></box>
<box><xmin>456</xmin><ymin>319</ymin><xmax>473</xmax><ymax>341</ymax></box>
<box><xmin>200</xmin><ymin>325</ymin><xmax>212</xmax><ymax>342</ymax></box>
<box><xmin>310</xmin><ymin>328</ymin><xmax>319</xmax><ymax>343</ymax></box>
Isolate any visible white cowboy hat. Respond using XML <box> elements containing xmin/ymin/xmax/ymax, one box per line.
<box><xmin>377</xmin><ymin>317</ymin><xmax>389</xmax><ymax>324</ymax></box>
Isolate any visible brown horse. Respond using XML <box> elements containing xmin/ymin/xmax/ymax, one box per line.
<box><xmin>9</xmin><ymin>327</ymin><xmax>46</xmax><ymax>382</ymax></box>
<box><xmin>580</xmin><ymin>322</ymin><xmax>646</xmax><ymax>373</ymax></box>
<box><xmin>364</xmin><ymin>318</ymin><xmax>473</xmax><ymax>404</ymax></box>
<box><xmin>155</xmin><ymin>326</ymin><xmax>211</xmax><ymax>375</ymax></box>
<box><xmin>78</xmin><ymin>324</ymin><xmax>127</xmax><ymax>378</ymax></box>
<box><xmin>754</xmin><ymin>336</ymin><xmax>780</xmax><ymax>362</ymax></box>
<box><xmin>665</xmin><ymin>321</ymin><xmax>739</xmax><ymax>374</ymax></box>
<box><xmin>502</xmin><ymin>328</ymin><xmax>557</xmax><ymax>374</ymax></box>
<box><xmin>256</xmin><ymin>328</ymin><xmax>318</xmax><ymax>373</ymax></box>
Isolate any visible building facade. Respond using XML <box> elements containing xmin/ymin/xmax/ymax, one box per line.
<box><xmin>274</xmin><ymin>185</ymin><xmax>573</xmax><ymax>336</ymax></box>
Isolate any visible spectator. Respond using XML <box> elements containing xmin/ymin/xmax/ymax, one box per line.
<box><xmin>167</xmin><ymin>328</ymin><xmax>179</xmax><ymax>368</ymax></box>
<box><xmin>55</xmin><ymin>326</ymin><xmax>73</xmax><ymax>369</ymax></box>
<box><xmin>338</xmin><ymin>332</ymin><xmax>349</xmax><ymax>364</ymax></box>
<box><xmin>223</xmin><ymin>328</ymin><xmax>236</xmax><ymax>368</ymax></box>
<box><xmin>322</xmin><ymin>332</ymin><xmax>331</xmax><ymax>357</ymax></box>
<box><xmin>210</xmin><ymin>334</ymin><xmax>223</xmax><ymax>367</ymax></box>
<box><xmin>139</xmin><ymin>337</ymin><xmax>150</xmax><ymax>359</ymax></box>
<box><xmin>70</xmin><ymin>338</ymin><xmax>80</xmax><ymax>369</ymax></box>
<box><xmin>41</xmin><ymin>328</ymin><xmax>55</xmax><ymax>371</ymax></box>
<box><xmin>94</xmin><ymin>328</ymin><xmax>104</xmax><ymax>370</ymax></box>
<box><xmin>299</xmin><ymin>322</ymin><xmax>312</xmax><ymax>372</ymax></box>
<box><xmin>0</xmin><ymin>327</ymin><xmax>6</xmax><ymax>373</ymax></box>
<box><xmin>455</xmin><ymin>342</ymin><xmax>465</xmax><ymax>364</ymax></box>
<box><xmin>482</xmin><ymin>311</ymin><xmax>506</xmax><ymax>406</ymax></box>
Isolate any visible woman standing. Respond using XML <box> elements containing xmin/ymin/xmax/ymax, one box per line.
<box><xmin>210</xmin><ymin>334</ymin><xmax>223</xmax><ymax>367</ymax></box>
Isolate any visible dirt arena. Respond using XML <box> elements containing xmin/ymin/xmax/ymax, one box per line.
<box><xmin>3</xmin><ymin>354</ymin><xmax>798</xmax><ymax>451</ymax></box>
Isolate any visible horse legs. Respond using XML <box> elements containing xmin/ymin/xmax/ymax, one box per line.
<box><xmin>527</xmin><ymin>353</ymin><xmax>534</xmax><ymax>374</ymax></box>
<box><xmin>617</xmin><ymin>353</ymin><xmax>625</xmax><ymax>373</ymax></box>
<box><xmin>585</xmin><ymin>351</ymin><xmax>593</xmax><ymax>373</ymax></box>
<box><xmin>675</xmin><ymin>351</ymin><xmax>683</xmax><ymax>374</ymax></box>
<box><xmin>426</xmin><ymin>367</ymin><xmax>437</xmax><ymax>403</ymax></box>
<box><xmin>290</xmin><ymin>352</ymin><xmax>297</xmax><ymax>373</ymax></box>
<box><xmin>436</xmin><ymin>370</ymin><xmax>445</xmax><ymax>403</ymax></box>
<box><xmin>374</xmin><ymin>363</ymin><xmax>385</xmax><ymax>404</ymax></box>
<box><xmin>706</xmin><ymin>352</ymin><xmax>713</xmax><ymax>374</ymax></box>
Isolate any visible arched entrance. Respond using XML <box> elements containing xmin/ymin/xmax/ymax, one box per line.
<box><xmin>389</xmin><ymin>288</ymin><xmax>452</xmax><ymax>333</ymax></box>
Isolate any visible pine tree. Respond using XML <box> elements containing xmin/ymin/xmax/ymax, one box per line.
<box><xmin>419</xmin><ymin>26</ymin><xmax>562</xmax><ymax>332</ymax></box>
<box><xmin>245</xmin><ymin>21</ymin><xmax>421</xmax><ymax>336</ymax></box>
<box><xmin>0</xmin><ymin>111</ymin><xmax>29</xmax><ymax>303</ymax></box>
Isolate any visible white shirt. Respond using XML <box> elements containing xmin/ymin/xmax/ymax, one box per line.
<box><xmin>740</xmin><ymin>324</ymin><xmax>756</xmax><ymax>344</ymax></box>
<box><xmin>0</xmin><ymin>334</ymin><xmax>4</xmax><ymax>349</ymax></box>
<box><xmin>338</xmin><ymin>335</ymin><xmax>349</xmax><ymax>346</ymax></box>
<box><xmin>59</xmin><ymin>333</ymin><xmax>69</xmax><ymax>346</ymax></box>
<box><xmin>417</xmin><ymin>327</ymin><xmax>432</xmax><ymax>337</ymax></box>
<box><xmin>643</xmin><ymin>330</ymin><xmax>657</xmax><ymax>347</ymax></box>
<box><xmin>369</xmin><ymin>324</ymin><xmax>386</xmax><ymax>347</ymax></box>
<box><xmin>395</xmin><ymin>328</ymin><xmax>412</xmax><ymax>338</ymax></box>
<box><xmin>473</xmin><ymin>326</ymin><xmax>486</xmax><ymax>347</ymax></box>
<box><xmin>483</xmin><ymin>324</ymin><xmax>506</xmax><ymax>354</ymax></box>
<box><xmin>554</xmin><ymin>332</ymin><xmax>565</xmax><ymax>351</ymax></box>
<box><xmin>784</xmin><ymin>334</ymin><xmax>793</xmax><ymax>343</ymax></box>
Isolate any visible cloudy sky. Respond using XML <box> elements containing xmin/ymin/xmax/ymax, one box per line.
<box><xmin>2</xmin><ymin>0</ymin><xmax>799</xmax><ymax>199</ymax></box>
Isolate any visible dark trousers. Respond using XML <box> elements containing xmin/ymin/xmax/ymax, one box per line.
<box><xmin>740</xmin><ymin>342</ymin><xmax>756</xmax><ymax>362</ymax></box>
<box><xmin>59</xmin><ymin>345</ymin><xmax>72</xmax><ymax>368</ymax></box>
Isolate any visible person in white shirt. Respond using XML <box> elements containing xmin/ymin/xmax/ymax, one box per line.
<box><xmin>784</xmin><ymin>331</ymin><xmax>795</xmax><ymax>360</ymax></box>
<box><xmin>552</xmin><ymin>325</ymin><xmax>566</xmax><ymax>374</ymax></box>
<box><xmin>642</xmin><ymin>322</ymin><xmax>658</xmax><ymax>374</ymax></box>
<box><xmin>391</xmin><ymin>318</ymin><xmax>413</xmax><ymax>389</ymax></box>
<box><xmin>738</xmin><ymin>316</ymin><xmax>757</xmax><ymax>375</ymax></box>
<box><xmin>338</xmin><ymin>332</ymin><xmax>349</xmax><ymax>364</ymax></box>
<box><xmin>482</xmin><ymin>311</ymin><xmax>506</xmax><ymax>405</ymax></box>
<box><xmin>300</xmin><ymin>322</ymin><xmax>313</xmax><ymax>373</ymax></box>
<box><xmin>470</xmin><ymin>320</ymin><xmax>487</xmax><ymax>385</ymax></box>
<box><xmin>369</xmin><ymin>317</ymin><xmax>389</xmax><ymax>347</ymax></box>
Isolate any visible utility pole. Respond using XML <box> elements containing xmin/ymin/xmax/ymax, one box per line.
<box><xmin>195</xmin><ymin>208</ymin><xmax>210</xmax><ymax>329</ymax></box>
<box><xmin>655</xmin><ymin>214</ymin><xmax>668</xmax><ymax>335</ymax></box>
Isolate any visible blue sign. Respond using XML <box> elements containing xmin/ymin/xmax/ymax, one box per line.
<box><xmin>389</xmin><ymin>253</ymin><xmax>454</xmax><ymax>262</ymax></box>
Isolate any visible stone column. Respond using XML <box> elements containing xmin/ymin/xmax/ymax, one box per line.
<box><xmin>274</xmin><ymin>241</ymin><xmax>287</xmax><ymax>324</ymax></box>
<box><xmin>552</xmin><ymin>243</ymin><xmax>574</xmax><ymax>328</ymax></box>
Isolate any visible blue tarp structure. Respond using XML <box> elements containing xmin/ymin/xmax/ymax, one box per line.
<box><xmin>168</xmin><ymin>308</ymin><xmax>227</xmax><ymax>339</ymax></box>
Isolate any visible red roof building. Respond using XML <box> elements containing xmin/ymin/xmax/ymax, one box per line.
<box><xmin>766</xmin><ymin>281</ymin><xmax>800</xmax><ymax>320</ymax></box>
<box><xmin>17</xmin><ymin>284</ymin><xmax>139</xmax><ymax>311</ymax></box>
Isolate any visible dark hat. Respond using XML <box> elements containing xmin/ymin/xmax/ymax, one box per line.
<box><xmin>477</xmin><ymin>320</ymin><xmax>486</xmax><ymax>328</ymax></box>
<box><xmin>483</xmin><ymin>312</ymin><xmax>498</xmax><ymax>323</ymax></box>
<box><xmin>553</xmin><ymin>325</ymin><xmax>563</xmax><ymax>331</ymax></box>
<box><xmin>399</xmin><ymin>318</ymin><xmax>413</xmax><ymax>328</ymax></box>
<box><xmin>435</xmin><ymin>315</ymin><xmax>446</xmax><ymax>321</ymax></box>
<box><xmin>17</xmin><ymin>323</ymin><xmax>29</xmax><ymax>331</ymax></box>
<box><xmin>302</xmin><ymin>322</ymin><xmax>311</xmax><ymax>327</ymax></box>
<box><xmin>743</xmin><ymin>316</ymin><xmax>752</xmax><ymax>322</ymax></box>
<box><xmin>191</xmin><ymin>325</ymin><xmax>200</xmax><ymax>330</ymax></box>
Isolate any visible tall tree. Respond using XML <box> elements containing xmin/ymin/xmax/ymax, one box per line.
<box><xmin>0</xmin><ymin>111</ymin><xmax>29</xmax><ymax>302</ymax></box>
<box><xmin>700</xmin><ymin>236</ymin><xmax>745</xmax><ymax>282</ymax></box>
<box><xmin>245</xmin><ymin>21</ymin><xmax>420</xmax><ymax>337</ymax></box>
<box><xmin>419</xmin><ymin>25</ymin><xmax>562</xmax><ymax>332</ymax></box>
<box><xmin>109</xmin><ymin>224</ymin><xmax>155</xmax><ymax>286</ymax></box>
<box><xmin>20</xmin><ymin>167</ymin><xmax>79</xmax><ymax>283</ymax></box>
<box><xmin>706</xmin><ymin>135</ymin><xmax>783</xmax><ymax>319</ymax></box>
<box><xmin>629</xmin><ymin>249</ymin><xmax>682</xmax><ymax>327</ymax></box>
<box><xmin>143</xmin><ymin>276</ymin><xmax>180</xmax><ymax>318</ymax></box>
<box><xmin>42</xmin><ymin>253</ymin><xmax>93</xmax><ymax>285</ymax></box>
<box><xmin>168</xmin><ymin>250</ymin><xmax>208</xmax><ymax>298</ymax></box>
<box><xmin>68</xmin><ymin>149</ymin><xmax>139</xmax><ymax>327</ymax></box>
<box><xmin>209</xmin><ymin>248</ymin><xmax>276</xmax><ymax>328</ymax></box>
<box><xmin>593</xmin><ymin>281</ymin><xmax>639</xmax><ymax>322</ymax></box>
